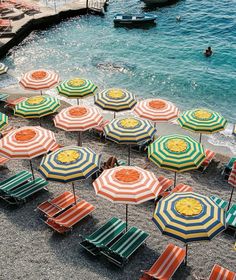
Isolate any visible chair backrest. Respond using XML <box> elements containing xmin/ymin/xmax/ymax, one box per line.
<box><xmin>209</xmin><ymin>264</ymin><xmax>236</xmax><ymax>280</ymax></box>
<box><xmin>210</xmin><ymin>195</ymin><xmax>228</xmax><ymax>210</ymax></box>
<box><xmin>0</xmin><ymin>170</ymin><xmax>31</xmax><ymax>192</ymax></box>
<box><xmin>173</xmin><ymin>183</ymin><xmax>193</xmax><ymax>193</ymax></box>
<box><xmin>50</xmin><ymin>191</ymin><xmax>76</xmax><ymax>207</ymax></box>
<box><xmin>158</xmin><ymin>176</ymin><xmax>173</xmax><ymax>193</ymax></box>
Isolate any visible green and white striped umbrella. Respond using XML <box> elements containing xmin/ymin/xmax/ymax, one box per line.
<box><xmin>57</xmin><ymin>78</ymin><xmax>97</xmax><ymax>104</ymax></box>
<box><xmin>0</xmin><ymin>112</ymin><xmax>8</xmax><ymax>131</ymax></box>
<box><xmin>178</xmin><ymin>109</ymin><xmax>227</xmax><ymax>142</ymax></box>
<box><xmin>14</xmin><ymin>95</ymin><xmax>60</xmax><ymax>119</ymax></box>
<box><xmin>148</xmin><ymin>134</ymin><xmax>205</xmax><ymax>185</ymax></box>
<box><xmin>0</xmin><ymin>63</ymin><xmax>8</xmax><ymax>75</ymax></box>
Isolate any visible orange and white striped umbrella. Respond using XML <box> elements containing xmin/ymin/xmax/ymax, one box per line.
<box><xmin>54</xmin><ymin>105</ymin><xmax>103</xmax><ymax>146</ymax></box>
<box><xmin>0</xmin><ymin>126</ymin><xmax>56</xmax><ymax>159</ymax></box>
<box><xmin>134</xmin><ymin>99</ymin><xmax>179</xmax><ymax>123</ymax></box>
<box><xmin>19</xmin><ymin>69</ymin><xmax>59</xmax><ymax>91</ymax></box>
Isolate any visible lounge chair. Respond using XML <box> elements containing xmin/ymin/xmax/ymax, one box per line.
<box><xmin>154</xmin><ymin>176</ymin><xmax>174</xmax><ymax>201</ymax></box>
<box><xmin>4</xmin><ymin>97</ymin><xmax>27</xmax><ymax>110</ymax></box>
<box><xmin>0</xmin><ymin>126</ymin><xmax>15</xmax><ymax>138</ymax></box>
<box><xmin>80</xmin><ymin>217</ymin><xmax>126</xmax><ymax>256</ymax></box>
<box><xmin>222</xmin><ymin>157</ymin><xmax>236</xmax><ymax>180</ymax></box>
<box><xmin>92</xmin><ymin>120</ymin><xmax>110</xmax><ymax>139</ymax></box>
<box><xmin>2</xmin><ymin>177</ymin><xmax>48</xmax><ymax>204</ymax></box>
<box><xmin>37</xmin><ymin>191</ymin><xmax>79</xmax><ymax>218</ymax></box>
<box><xmin>199</xmin><ymin>149</ymin><xmax>215</xmax><ymax>172</ymax></box>
<box><xmin>210</xmin><ymin>195</ymin><xmax>228</xmax><ymax>210</ymax></box>
<box><xmin>0</xmin><ymin>19</ymin><xmax>12</xmax><ymax>30</ymax></box>
<box><xmin>208</xmin><ymin>264</ymin><xmax>235</xmax><ymax>280</ymax></box>
<box><xmin>101</xmin><ymin>226</ymin><xmax>149</xmax><ymax>267</ymax></box>
<box><xmin>0</xmin><ymin>155</ymin><xmax>9</xmax><ymax>166</ymax></box>
<box><xmin>45</xmin><ymin>200</ymin><xmax>95</xmax><ymax>233</ymax></box>
<box><xmin>0</xmin><ymin>170</ymin><xmax>32</xmax><ymax>195</ymax></box>
<box><xmin>140</xmin><ymin>243</ymin><xmax>186</xmax><ymax>280</ymax></box>
<box><xmin>226</xmin><ymin>204</ymin><xmax>236</xmax><ymax>230</ymax></box>
<box><xmin>49</xmin><ymin>142</ymin><xmax>64</xmax><ymax>153</ymax></box>
<box><xmin>0</xmin><ymin>93</ymin><xmax>9</xmax><ymax>101</ymax></box>
<box><xmin>162</xmin><ymin>183</ymin><xmax>193</xmax><ymax>198</ymax></box>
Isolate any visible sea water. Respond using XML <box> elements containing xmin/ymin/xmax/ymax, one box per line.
<box><xmin>1</xmin><ymin>0</ymin><xmax>236</xmax><ymax>152</ymax></box>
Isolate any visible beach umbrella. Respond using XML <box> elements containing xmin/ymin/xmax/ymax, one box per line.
<box><xmin>95</xmin><ymin>88</ymin><xmax>136</xmax><ymax>118</ymax></box>
<box><xmin>19</xmin><ymin>69</ymin><xmax>60</xmax><ymax>94</ymax></box>
<box><xmin>153</xmin><ymin>192</ymin><xmax>226</xmax><ymax>265</ymax></box>
<box><xmin>0</xmin><ymin>112</ymin><xmax>8</xmax><ymax>131</ymax></box>
<box><xmin>228</xmin><ymin>161</ymin><xmax>236</xmax><ymax>210</ymax></box>
<box><xmin>93</xmin><ymin>166</ymin><xmax>162</xmax><ymax>231</ymax></box>
<box><xmin>54</xmin><ymin>105</ymin><xmax>103</xmax><ymax>146</ymax></box>
<box><xmin>57</xmin><ymin>78</ymin><xmax>97</xmax><ymax>104</ymax></box>
<box><xmin>14</xmin><ymin>95</ymin><xmax>60</xmax><ymax>120</ymax></box>
<box><xmin>134</xmin><ymin>98</ymin><xmax>179</xmax><ymax>125</ymax></box>
<box><xmin>148</xmin><ymin>134</ymin><xmax>205</xmax><ymax>186</ymax></box>
<box><xmin>39</xmin><ymin>146</ymin><xmax>101</xmax><ymax>203</ymax></box>
<box><xmin>178</xmin><ymin>108</ymin><xmax>227</xmax><ymax>142</ymax></box>
<box><xmin>0</xmin><ymin>63</ymin><xmax>8</xmax><ymax>75</ymax></box>
<box><xmin>0</xmin><ymin>126</ymin><xmax>56</xmax><ymax>179</ymax></box>
<box><xmin>104</xmin><ymin>117</ymin><xmax>156</xmax><ymax>165</ymax></box>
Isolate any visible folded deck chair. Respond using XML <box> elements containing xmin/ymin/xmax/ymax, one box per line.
<box><xmin>226</xmin><ymin>204</ymin><xmax>236</xmax><ymax>229</ymax></box>
<box><xmin>46</xmin><ymin>200</ymin><xmax>95</xmax><ymax>234</ymax></box>
<box><xmin>162</xmin><ymin>183</ymin><xmax>193</xmax><ymax>198</ymax></box>
<box><xmin>3</xmin><ymin>177</ymin><xmax>48</xmax><ymax>204</ymax></box>
<box><xmin>37</xmin><ymin>191</ymin><xmax>79</xmax><ymax>218</ymax></box>
<box><xmin>210</xmin><ymin>195</ymin><xmax>228</xmax><ymax>210</ymax></box>
<box><xmin>208</xmin><ymin>264</ymin><xmax>236</xmax><ymax>280</ymax></box>
<box><xmin>200</xmin><ymin>149</ymin><xmax>215</xmax><ymax>172</ymax></box>
<box><xmin>0</xmin><ymin>170</ymin><xmax>32</xmax><ymax>195</ymax></box>
<box><xmin>140</xmin><ymin>243</ymin><xmax>186</xmax><ymax>280</ymax></box>
<box><xmin>102</xmin><ymin>226</ymin><xmax>149</xmax><ymax>267</ymax></box>
<box><xmin>80</xmin><ymin>217</ymin><xmax>126</xmax><ymax>256</ymax></box>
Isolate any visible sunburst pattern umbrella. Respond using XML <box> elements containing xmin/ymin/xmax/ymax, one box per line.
<box><xmin>95</xmin><ymin>88</ymin><xmax>136</xmax><ymax>118</ymax></box>
<box><xmin>39</xmin><ymin>146</ymin><xmax>101</xmax><ymax>202</ymax></box>
<box><xmin>178</xmin><ymin>109</ymin><xmax>227</xmax><ymax>142</ymax></box>
<box><xmin>134</xmin><ymin>98</ymin><xmax>179</xmax><ymax>123</ymax></box>
<box><xmin>93</xmin><ymin>166</ymin><xmax>162</xmax><ymax>230</ymax></box>
<box><xmin>19</xmin><ymin>69</ymin><xmax>60</xmax><ymax>93</ymax></box>
<box><xmin>0</xmin><ymin>63</ymin><xmax>8</xmax><ymax>75</ymax></box>
<box><xmin>57</xmin><ymin>78</ymin><xmax>97</xmax><ymax>104</ymax></box>
<box><xmin>0</xmin><ymin>112</ymin><xmax>8</xmax><ymax>131</ymax></box>
<box><xmin>104</xmin><ymin>117</ymin><xmax>156</xmax><ymax>165</ymax></box>
<box><xmin>54</xmin><ymin>105</ymin><xmax>103</xmax><ymax>146</ymax></box>
<box><xmin>153</xmin><ymin>192</ymin><xmax>226</xmax><ymax>264</ymax></box>
<box><xmin>148</xmin><ymin>134</ymin><xmax>205</xmax><ymax>185</ymax></box>
<box><xmin>14</xmin><ymin>95</ymin><xmax>60</xmax><ymax>118</ymax></box>
<box><xmin>0</xmin><ymin>126</ymin><xmax>56</xmax><ymax>178</ymax></box>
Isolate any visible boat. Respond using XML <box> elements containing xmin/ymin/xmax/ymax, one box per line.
<box><xmin>113</xmin><ymin>14</ymin><xmax>157</xmax><ymax>26</ymax></box>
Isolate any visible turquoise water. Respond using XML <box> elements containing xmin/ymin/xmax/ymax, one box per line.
<box><xmin>1</xmin><ymin>0</ymin><xmax>236</xmax><ymax>123</ymax></box>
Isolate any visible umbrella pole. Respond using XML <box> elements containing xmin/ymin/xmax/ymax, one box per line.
<box><xmin>78</xmin><ymin>131</ymin><xmax>82</xmax><ymax>146</ymax></box>
<box><xmin>72</xmin><ymin>182</ymin><xmax>77</xmax><ymax>204</ymax></box>
<box><xmin>114</xmin><ymin>112</ymin><xmax>116</xmax><ymax>119</ymax></box>
<box><xmin>174</xmin><ymin>172</ymin><xmax>177</xmax><ymax>187</ymax></box>
<box><xmin>40</xmin><ymin>90</ymin><xmax>43</xmax><ymax>96</ymax></box>
<box><xmin>185</xmin><ymin>244</ymin><xmax>188</xmax><ymax>266</ymax></box>
<box><xmin>126</xmin><ymin>204</ymin><xmax>128</xmax><ymax>232</ymax></box>
<box><xmin>29</xmin><ymin>160</ymin><xmax>35</xmax><ymax>181</ymax></box>
<box><xmin>227</xmin><ymin>187</ymin><xmax>234</xmax><ymax>210</ymax></box>
<box><xmin>199</xmin><ymin>133</ymin><xmax>202</xmax><ymax>143</ymax></box>
<box><xmin>77</xmin><ymin>98</ymin><xmax>80</xmax><ymax>105</ymax></box>
<box><xmin>128</xmin><ymin>145</ymin><xmax>131</xmax><ymax>166</ymax></box>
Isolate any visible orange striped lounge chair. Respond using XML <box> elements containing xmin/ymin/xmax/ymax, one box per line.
<box><xmin>208</xmin><ymin>264</ymin><xmax>235</xmax><ymax>280</ymax></box>
<box><xmin>0</xmin><ymin>19</ymin><xmax>12</xmax><ymax>30</ymax></box>
<box><xmin>37</xmin><ymin>191</ymin><xmax>79</xmax><ymax>218</ymax></box>
<box><xmin>162</xmin><ymin>183</ymin><xmax>193</xmax><ymax>198</ymax></box>
<box><xmin>154</xmin><ymin>176</ymin><xmax>174</xmax><ymax>202</ymax></box>
<box><xmin>140</xmin><ymin>243</ymin><xmax>186</xmax><ymax>280</ymax></box>
<box><xmin>92</xmin><ymin>120</ymin><xmax>110</xmax><ymax>139</ymax></box>
<box><xmin>49</xmin><ymin>142</ymin><xmax>64</xmax><ymax>153</ymax></box>
<box><xmin>45</xmin><ymin>199</ymin><xmax>95</xmax><ymax>233</ymax></box>
<box><xmin>200</xmin><ymin>149</ymin><xmax>216</xmax><ymax>172</ymax></box>
<box><xmin>4</xmin><ymin>97</ymin><xmax>27</xmax><ymax>110</ymax></box>
<box><xmin>0</xmin><ymin>155</ymin><xmax>9</xmax><ymax>166</ymax></box>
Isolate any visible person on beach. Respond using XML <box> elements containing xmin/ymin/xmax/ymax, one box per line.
<box><xmin>204</xmin><ymin>46</ymin><xmax>213</xmax><ymax>57</ymax></box>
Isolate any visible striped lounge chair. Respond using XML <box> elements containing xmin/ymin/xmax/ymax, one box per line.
<box><xmin>210</xmin><ymin>195</ymin><xmax>228</xmax><ymax>210</ymax></box>
<box><xmin>222</xmin><ymin>157</ymin><xmax>236</xmax><ymax>180</ymax></box>
<box><xmin>37</xmin><ymin>191</ymin><xmax>79</xmax><ymax>218</ymax></box>
<box><xmin>200</xmin><ymin>149</ymin><xmax>215</xmax><ymax>172</ymax></box>
<box><xmin>80</xmin><ymin>217</ymin><xmax>126</xmax><ymax>256</ymax></box>
<box><xmin>4</xmin><ymin>97</ymin><xmax>27</xmax><ymax>110</ymax></box>
<box><xmin>155</xmin><ymin>176</ymin><xmax>174</xmax><ymax>201</ymax></box>
<box><xmin>45</xmin><ymin>200</ymin><xmax>95</xmax><ymax>234</ymax></box>
<box><xmin>140</xmin><ymin>243</ymin><xmax>186</xmax><ymax>280</ymax></box>
<box><xmin>162</xmin><ymin>183</ymin><xmax>193</xmax><ymax>198</ymax></box>
<box><xmin>208</xmin><ymin>264</ymin><xmax>235</xmax><ymax>280</ymax></box>
<box><xmin>0</xmin><ymin>155</ymin><xmax>9</xmax><ymax>166</ymax></box>
<box><xmin>226</xmin><ymin>204</ymin><xmax>236</xmax><ymax>230</ymax></box>
<box><xmin>101</xmin><ymin>226</ymin><xmax>149</xmax><ymax>267</ymax></box>
<box><xmin>0</xmin><ymin>93</ymin><xmax>9</xmax><ymax>101</ymax></box>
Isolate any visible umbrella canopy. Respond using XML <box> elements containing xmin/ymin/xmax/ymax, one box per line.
<box><xmin>39</xmin><ymin>146</ymin><xmax>101</xmax><ymax>183</ymax></box>
<box><xmin>0</xmin><ymin>63</ymin><xmax>8</xmax><ymax>75</ymax></box>
<box><xmin>228</xmin><ymin>161</ymin><xmax>236</xmax><ymax>209</ymax></box>
<box><xmin>134</xmin><ymin>98</ymin><xmax>179</xmax><ymax>122</ymax></box>
<box><xmin>14</xmin><ymin>95</ymin><xmax>60</xmax><ymax>118</ymax></box>
<box><xmin>153</xmin><ymin>192</ymin><xmax>226</xmax><ymax>264</ymax></box>
<box><xmin>178</xmin><ymin>109</ymin><xmax>227</xmax><ymax>142</ymax></box>
<box><xmin>0</xmin><ymin>112</ymin><xmax>8</xmax><ymax>131</ymax></box>
<box><xmin>57</xmin><ymin>78</ymin><xmax>97</xmax><ymax>101</ymax></box>
<box><xmin>19</xmin><ymin>69</ymin><xmax>59</xmax><ymax>91</ymax></box>
<box><xmin>95</xmin><ymin>88</ymin><xmax>136</xmax><ymax>116</ymax></box>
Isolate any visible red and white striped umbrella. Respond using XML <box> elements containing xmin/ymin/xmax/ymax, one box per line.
<box><xmin>228</xmin><ymin>161</ymin><xmax>236</xmax><ymax>209</ymax></box>
<box><xmin>19</xmin><ymin>69</ymin><xmax>59</xmax><ymax>91</ymax></box>
<box><xmin>54</xmin><ymin>105</ymin><xmax>103</xmax><ymax>146</ymax></box>
<box><xmin>134</xmin><ymin>98</ymin><xmax>179</xmax><ymax>123</ymax></box>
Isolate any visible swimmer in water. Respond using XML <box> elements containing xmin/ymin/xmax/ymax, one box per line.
<box><xmin>204</xmin><ymin>46</ymin><xmax>213</xmax><ymax>57</ymax></box>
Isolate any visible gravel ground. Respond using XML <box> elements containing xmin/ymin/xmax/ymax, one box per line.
<box><xmin>0</xmin><ymin>99</ymin><xmax>235</xmax><ymax>280</ymax></box>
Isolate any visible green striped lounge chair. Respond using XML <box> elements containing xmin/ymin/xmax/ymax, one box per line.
<box><xmin>2</xmin><ymin>177</ymin><xmax>48</xmax><ymax>204</ymax></box>
<box><xmin>101</xmin><ymin>226</ymin><xmax>149</xmax><ymax>267</ymax></box>
<box><xmin>222</xmin><ymin>157</ymin><xmax>236</xmax><ymax>179</ymax></box>
<box><xmin>80</xmin><ymin>217</ymin><xmax>126</xmax><ymax>256</ymax></box>
<box><xmin>0</xmin><ymin>170</ymin><xmax>32</xmax><ymax>195</ymax></box>
<box><xmin>0</xmin><ymin>93</ymin><xmax>9</xmax><ymax>102</ymax></box>
<box><xmin>210</xmin><ymin>195</ymin><xmax>228</xmax><ymax>210</ymax></box>
<box><xmin>226</xmin><ymin>204</ymin><xmax>236</xmax><ymax>231</ymax></box>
